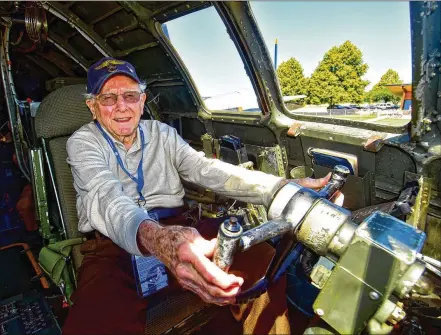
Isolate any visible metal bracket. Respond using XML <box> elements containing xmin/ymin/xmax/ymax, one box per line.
<box><xmin>41</xmin><ymin>2</ymin><xmax>113</xmax><ymax>57</ymax></box>
<box><xmin>29</xmin><ymin>148</ymin><xmax>54</xmax><ymax>242</ymax></box>
<box><xmin>0</xmin><ymin>26</ymin><xmax>30</xmax><ymax>181</ymax></box>
<box><xmin>257</xmin><ymin>144</ymin><xmax>287</xmax><ymax>177</ymax></box>
<box><xmin>47</xmin><ymin>31</ymin><xmax>89</xmax><ymax>71</ymax></box>
<box><xmin>406</xmin><ymin>175</ymin><xmax>433</xmax><ymax>232</ymax></box>
<box><xmin>41</xmin><ymin>138</ymin><xmax>67</xmax><ymax>240</ymax></box>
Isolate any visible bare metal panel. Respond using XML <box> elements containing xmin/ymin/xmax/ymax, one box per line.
<box><xmin>108</xmin><ymin>29</ymin><xmax>156</xmax><ymax>51</ymax></box>
<box><xmin>70</xmin><ymin>1</ymin><xmax>121</xmax><ymax>24</ymax></box>
<box><xmin>48</xmin><ymin>19</ymin><xmax>77</xmax><ymax>39</ymax></box>
<box><xmin>213</xmin><ymin>122</ymin><xmax>277</xmax><ymax>147</ymax></box>
<box><xmin>93</xmin><ymin>9</ymin><xmax>137</xmax><ymax>38</ymax></box>
<box><xmin>125</xmin><ymin>48</ymin><xmax>179</xmax><ymax>80</ymax></box>
<box><xmin>286</xmin><ymin>137</ymin><xmax>306</xmax><ymax>167</ymax></box>
<box><xmin>69</xmin><ymin>35</ymin><xmax>103</xmax><ymax>61</ymax></box>
<box><xmin>149</xmin><ymin>86</ymin><xmax>197</xmax><ymax>113</ymax></box>
<box><xmin>375</xmin><ymin>145</ymin><xmax>416</xmax><ymax>186</ymax></box>
<box><xmin>181</xmin><ymin>117</ymin><xmax>206</xmax><ymax>142</ymax></box>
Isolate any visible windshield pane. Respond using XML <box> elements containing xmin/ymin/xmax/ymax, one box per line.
<box><xmin>250</xmin><ymin>1</ymin><xmax>411</xmax><ymax>128</ymax></box>
<box><xmin>164</xmin><ymin>7</ymin><xmax>259</xmax><ymax>112</ymax></box>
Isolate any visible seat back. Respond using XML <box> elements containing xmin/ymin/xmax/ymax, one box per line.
<box><xmin>34</xmin><ymin>85</ymin><xmax>91</xmax><ymax>269</ymax></box>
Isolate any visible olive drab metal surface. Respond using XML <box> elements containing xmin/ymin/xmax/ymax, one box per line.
<box><xmin>0</xmin><ymin>1</ymin><xmax>439</xmax><ymax>334</ymax></box>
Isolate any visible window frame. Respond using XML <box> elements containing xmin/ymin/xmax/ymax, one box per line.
<box><xmin>156</xmin><ymin>4</ymin><xmax>267</xmax><ymax>123</ymax></box>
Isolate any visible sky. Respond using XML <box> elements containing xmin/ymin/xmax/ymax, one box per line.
<box><xmin>166</xmin><ymin>1</ymin><xmax>411</xmax><ymax>104</ymax></box>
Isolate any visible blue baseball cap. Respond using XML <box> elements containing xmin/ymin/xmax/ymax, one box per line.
<box><xmin>87</xmin><ymin>57</ymin><xmax>141</xmax><ymax>94</ymax></box>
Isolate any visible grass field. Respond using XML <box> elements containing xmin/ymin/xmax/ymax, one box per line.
<box><xmin>324</xmin><ymin>114</ymin><xmax>410</xmax><ymax>127</ymax></box>
<box><xmin>297</xmin><ymin>109</ymin><xmax>411</xmax><ymax>127</ymax></box>
<box><xmin>372</xmin><ymin>118</ymin><xmax>410</xmax><ymax>127</ymax></box>
<box><xmin>332</xmin><ymin>115</ymin><xmax>377</xmax><ymax>121</ymax></box>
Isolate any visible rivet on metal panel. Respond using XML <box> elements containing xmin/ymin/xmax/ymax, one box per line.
<box><xmin>369</xmin><ymin>291</ymin><xmax>380</xmax><ymax>301</ymax></box>
<box><xmin>315</xmin><ymin>309</ymin><xmax>325</xmax><ymax>316</ymax></box>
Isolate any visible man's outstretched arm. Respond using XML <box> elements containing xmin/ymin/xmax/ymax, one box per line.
<box><xmin>164</xmin><ymin>124</ymin><xmax>340</xmax><ymax>207</ymax></box>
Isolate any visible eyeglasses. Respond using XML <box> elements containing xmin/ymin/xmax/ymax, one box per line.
<box><xmin>96</xmin><ymin>91</ymin><xmax>142</xmax><ymax>106</ymax></box>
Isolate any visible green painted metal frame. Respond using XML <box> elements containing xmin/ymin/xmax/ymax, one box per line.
<box><xmin>29</xmin><ymin>148</ymin><xmax>55</xmax><ymax>243</ymax></box>
<box><xmin>29</xmin><ymin>138</ymin><xmax>79</xmax><ymax>303</ymax></box>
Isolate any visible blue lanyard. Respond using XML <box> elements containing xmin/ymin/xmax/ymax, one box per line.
<box><xmin>95</xmin><ymin>121</ymin><xmax>145</xmax><ymax>201</ymax></box>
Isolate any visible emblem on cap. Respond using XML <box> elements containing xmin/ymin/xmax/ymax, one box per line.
<box><xmin>95</xmin><ymin>59</ymin><xmax>126</xmax><ymax>72</ymax></box>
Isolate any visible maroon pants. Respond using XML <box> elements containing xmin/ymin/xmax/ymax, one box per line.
<box><xmin>62</xmin><ymin>215</ymin><xmax>290</xmax><ymax>335</ymax></box>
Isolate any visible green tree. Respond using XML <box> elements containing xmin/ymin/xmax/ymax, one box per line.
<box><xmin>307</xmin><ymin>40</ymin><xmax>369</xmax><ymax>105</ymax></box>
<box><xmin>367</xmin><ymin>69</ymin><xmax>402</xmax><ymax>103</ymax></box>
<box><xmin>277</xmin><ymin>57</ymin><xmax>307</xmax><ymax>96</ymax></box>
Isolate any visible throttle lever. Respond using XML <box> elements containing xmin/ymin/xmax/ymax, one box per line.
<box><xmin>317</xmin><ymin>165</ymin><xmax>350</xmax><ymax>200</ymax></box>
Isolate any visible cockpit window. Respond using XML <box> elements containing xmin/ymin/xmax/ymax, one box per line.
<box><xmin>250</xmin><ymin>1</ymin><xmax>411</xmax><ymax>129</ymax></box>
<box><xmin>163</xmin><ymin>7</ymin><xmax>259</xmax><ymax>113</ymax></box>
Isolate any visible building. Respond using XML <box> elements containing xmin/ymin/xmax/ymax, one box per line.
<box><xmin>385</xmin><ymin>83</ymin><xmax>412</xmax><ymax>110</ymax></box>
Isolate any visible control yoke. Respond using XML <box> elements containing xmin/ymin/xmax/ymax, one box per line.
<box><xmin>213</xmin><ymin>165</ymin><xmax>429</xmax><ymax>335</ymax></box>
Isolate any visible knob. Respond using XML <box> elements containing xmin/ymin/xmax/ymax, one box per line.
<box><xmin>318</xmin><ymin>165</ymin><xmax>350</xmax><ymax>200</ymax></box>
<box><xmin>331</xmin><ymin>165</ymin><xmax>350</xmax><ymax>182</ymax></box>
<box><xmin>224</xmin><ymin>217</ymin><xmax>241</xmax><ymax>233</ymax></box>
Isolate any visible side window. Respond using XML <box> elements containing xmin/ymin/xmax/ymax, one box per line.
<box><xmin>250</xmin><ymin>2</ymin><xmax>411</xmax><ymax>129</ymax></box>
<box><xmin>163</xmin><ymin>7</ymin><xmax>259</xmax><ymax>112</ymax></box>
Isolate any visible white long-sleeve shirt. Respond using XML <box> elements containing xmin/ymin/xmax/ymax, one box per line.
<box><xmin>66</xmin><ymin>120</ymin><xmax>284</xmax><ymax>255</ymax></box>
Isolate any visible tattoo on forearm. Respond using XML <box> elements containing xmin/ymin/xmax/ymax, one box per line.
<box><xmin>137</xmin><ymin>221</ymin><xmax>196</xmax><ymax>272</ymax></box>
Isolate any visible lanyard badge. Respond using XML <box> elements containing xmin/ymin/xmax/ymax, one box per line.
<box><xmin>95</xmin><ymin>121</ymin><xmax>146</xmax><ymax>202</ymax></box>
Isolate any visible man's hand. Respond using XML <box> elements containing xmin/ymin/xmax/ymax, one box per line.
<box><xmin>281</xmin><ymin>172</ymin><xmax>345</xmax><ymax>206</ymax></box>
<box><xmin>137</xmin><ymin>222</ymin><xmax>243</xmax><ymax>306</ymax></box>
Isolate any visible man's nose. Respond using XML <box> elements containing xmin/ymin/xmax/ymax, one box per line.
<box><xmin>115</xmin><ymin>94</ymin><xmax>128</xmax><ymax>109</ymax></box>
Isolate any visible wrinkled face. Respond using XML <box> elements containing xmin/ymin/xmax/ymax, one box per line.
<box><xmin>86</xmin><ymin>75</ymin><xmax>146</xmax><ymax>143</ymax></box>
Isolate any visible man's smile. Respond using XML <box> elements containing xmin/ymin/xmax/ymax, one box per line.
<box><xmin>114</xmin><ymin>117</ymin><xmax>132</xmax><ymax>123</ymax></box>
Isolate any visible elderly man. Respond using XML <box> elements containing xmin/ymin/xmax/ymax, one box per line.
<box><xmin>62</xmin><ymin>57</ymin><xmax>341</xmax><ymax>335</ymax></box>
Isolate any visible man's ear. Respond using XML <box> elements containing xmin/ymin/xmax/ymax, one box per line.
<box><xmin>86</xmin><ymin>99</ymin><xmax>96</xmax><ymax>119</ymax></box>
<box><xmin>140</xmin><ymin>93</ymin><xmax>147</xmax><ymax>115</ymax></box>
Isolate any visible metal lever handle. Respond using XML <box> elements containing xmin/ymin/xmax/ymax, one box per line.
<box><xmin>213</xmin><ymin>217</ymin><xmax>243</xmax><ymax>272</ymax></box>
<box><xmin>317</xmin><ymin>165</ymin><xmax>350</xmax><ymax>200</ymax></box>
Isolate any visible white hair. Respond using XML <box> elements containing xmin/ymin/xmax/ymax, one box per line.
<box><xmin>84</xmin><ymin>80</ymin><xmax>147</xmax><ymax>100</ymax></box>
